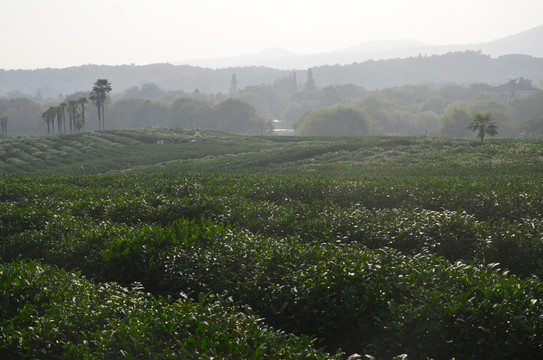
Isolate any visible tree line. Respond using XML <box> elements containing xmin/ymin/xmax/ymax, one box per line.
<box><xmin>291</xmin><ymin>81</ymin><xmax>543</xmax><ymax>139</ymax></box>
<box><xmin>42</xmin><ymin>79</ymin><xmax>111</xmax><ymax>135</ymax></box>
<box><xmin>1</xmin><ymin>73</ymin><xmax>542</xmax><ymax>139</ymax></box>
<box><xmin>2</xmin><ymin>51</ymin><xmax>542</xmax><ymax>99</ymax></box>
<box><xmin>110</xmin><ymin>97</ymin><xmax>273</xmax><ymax>135</ymax></box>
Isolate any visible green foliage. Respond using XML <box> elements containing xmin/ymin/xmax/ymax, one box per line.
<box><xmin>295</xmin><ymin>107</ymin><xmax>369</xmax><ymax>136</ymax></box>
<box><xmin>111</xmin><ymin>98</ymin><xmax>170</xmax><ymax>129</ymax></box>
<box><xmin>214</xmin><ymin>98</ymin><xmax>271</xmax><ymax>135</ymax></box>
<box><xmin>355</xmin><ymin>96</ymin><xmax>399</xmax><ymax>135</ymax></box>
<box><xmin>0</xmin><ymin>97</ymin><xmax>44</xmax><ymax>134</ymax></box>
<box><xmin>466</xmin><ymin>112</ymin><xmax>498</xmax><ymax>144</ymax></box>
<box><xmin>281</xmin><ymin>101</ymin><xmax>306</xmax><ymax>126</ymax></box>
<box><xmin>0</xmin><ymin>260</ymin><xmax>338</xmax><ymax>359</ymax></box>
<box><xmin>167</xmin><ymin>97</ymin><xmax>271</xmax><ymax>135</ymax></box>
<box><xmin>90</xmin><ymin>78</ymin><xmax>112</xmax><ymax>131</ymax></box>
<box><xmin>440</xmin><ymin>106</ymin><xmax>471</xmax><ymax>138</ymax></box>
<box><xmin>520</xmin><ymin>117</ymin><xmax>543</xmax><ymax>138</ymax></box>
<box><xmin>3</xmin><ymin>132</ymin><xmax>543</xmax><ymax>358</ymax></box>
<box><xmin>169</xmin><ymin>97</ymin><xmax>212</xmax><ymax>129</ymax></box>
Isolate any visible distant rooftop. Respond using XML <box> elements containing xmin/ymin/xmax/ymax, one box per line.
<box><xmin>490</xmin><ymin>78</ymin><xmax>539</xmax><ymax>93</ymax></box>
<box><xmin>486</xmin><ymin>78</ymin><xmax>539</xmax><ymax>99</ymax></box>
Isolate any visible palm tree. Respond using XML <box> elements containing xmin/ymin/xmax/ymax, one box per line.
<box><xmin>68</xmin><ymin>100</ymin><xmax>79</xmax><ymax>133</ymax></box>
<box><xmin>42</xmin><ymin>109</ymin><xmax>51</xmax><ymax>134</ymax></box>
<box><xmin>466</xmin><ymin>112</ymin><xmax>498</xmax><ymax>145</ymax></box>
<box><xmin>42</xmin><ymin>107</ymin><xmax>56</xmax><ymax>134</ymax></box>
<box><xmin>0</xmin><ymin>116</ymin><xmax>8</xmax><ymax>135</ymax></box>
<box><xmin>55</xmin><ymin>105</ymin><xmax>65</xmax><ymax>134</ymax></box>
<box><xmin>78</xmin><ymin>97</ymin><xmax>87</xmax><ymax>132</ymax></box>
<box><xmin>60</xmin><ymin>102</ymin><xmax>68</xmax><ymax>134</ymax></box>
<box><xmin>90</xmin><ymin>79</ymin><xmax>112</xmax><ymax>130</ymax></box>
<box><xmin>89</xmin><ymin>90</ymin><xmax>101</xmax><ymax>130</ymax></box>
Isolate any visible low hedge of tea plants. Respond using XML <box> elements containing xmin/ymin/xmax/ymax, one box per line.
<box><xmin>0</xmin><ymin>260</ymin><xmax>338</xmax><ymax>359</ymax></box>
<box><xmin>2</xmin><ymin>172</ymin><xmax>543</xmax><ymax>358</ymax></box>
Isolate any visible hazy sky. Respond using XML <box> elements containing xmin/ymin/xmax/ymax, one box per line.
<box><xmin>2</xmin><ymin>0</ymin><xmax>542</xmax><ymax>70</ymax></box>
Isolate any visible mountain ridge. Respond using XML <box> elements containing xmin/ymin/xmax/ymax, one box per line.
<box><xmin>1</xmin><ymin>25</ymin><xmax>543</xmax><ymax>98</ymax></box>
<box><xmin>176</xmin><ymin>24</ymin><xmax>543</xmax><ymax>69</ymax></box>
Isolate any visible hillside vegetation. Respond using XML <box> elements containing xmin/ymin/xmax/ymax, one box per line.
<box><xmin>2</xmin><ymin>51</ymin><xmax>542</xmax><ymax>98</ymax></box>
<box><xmin>1</xmin><ymin>128</ymin><xmax>543</xmax><ymax>176</ymax></box>
<box><xmin>2</xmin><ymin>129</ymin><xmax>543</xmax><ymax>359</ymax></box>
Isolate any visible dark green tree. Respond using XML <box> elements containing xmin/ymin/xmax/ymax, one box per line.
<box><xmin>230</xmin><ymin>73</ymin><xmax>238</xmax><ymax>94</ymax></box>
<box><xmin>42</xmin><ymin>110</ymin><xmax>50</xmax><ymax>134</ymax></box>
<box><xmin>78</xmin><ymin>97</ymin><xmax>88</xmax><ymax>132</ymax></box>
<box><xmin>59</xmin><ymin>102</ymin><xmax>67</xmax><ymax>134</ymax></box>
<box><xmin>90</xmin><ymin>79</ymin><xmax>112</xmax><ymax>130</ymax></box>
<box><xmin>319</xmin><ymin>86</ymin><xmax>342</xmax><ymax>107</ymax></box>
<box><xmin>67</xmin><ymin>100</ymin><xmax>79</xmax><ymax>133</ymax></box>
<box><xmin>281</xmin><ymin>101</ymin><xmax>305</xmax><ymax>126</ymax></box>
<box><xmin>304</xmin><ymin>68</ymin><xmax>317</xmax><ymax>92</ymax></box>
<box><xmin>440</xmin><ymin>107</ymin><xmax>471</xmax><ymax>138</ymax></box>
<box><xmin>295</xmin><ymin>107</ymin><xmax>369</xmax><ymax>136</ymax></box>
<box><xmin>273</xmin><ymin>73</ymin><xmax>298</xmax><ymax>102</ymax></box>
<box><xmin>169</xmin><ymin>98</ymin><xmax>212</xmax><ymax>129</ymax></box>
<box><xmin>42</xmin><ymin>107</ymin><xmax>56</xmax><ymax>134</ymax></box>
<box><xmin>54</xmin><ymin>104</ymin><xmax>66</xmax><ymax>134</ymax></box>
<box><xmin>357</xmin><ymin>96</ymin><xmax>398</xmax><ymax>135</ymax></box>
<box><xmin>520</xmin><ymin>117</ymin><xmax>543</xmax><ymax>138</ymax></box>
<box><xmin>466</xmin><ymin>112</ymin><xmax>498</xmax><ymax>144</ymax></box>
<box><xmin>0</xmin><ymin>115</ymin><xmax>8</xmax><ymax>135</ymax></box>
<box><xmin>213</xmin><ymin>98</ymin><xmax>271</xmax><ymax>135</ymax></box>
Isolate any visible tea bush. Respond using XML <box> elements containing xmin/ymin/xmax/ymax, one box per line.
<box><xmin>2</xmin><ymin>135</ymin><xmax>543</xmax><ymax>359</ymax></box>
<box><xmin>0</xmin><ymin>260</ymin><xmax>340</xmax><ymax>359</ymax></box>
<box><xmin>157</xmin><ymin>220</ymin><xmax>543</xmax><ymax>357</ymax></box>
<box><xmin>3</xmin><ymin>173</ymin><xmax>543</xmax><ymax>279</ymax></box>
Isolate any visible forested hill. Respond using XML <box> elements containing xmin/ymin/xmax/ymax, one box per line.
<box><xmin>317</xmin><ymin>52</ymin><xmax>543</xmax><ymax>90</ymax></box>
<box><xmin>0</xmin><ymin>64</ymin><xmax>287</xmax><ymax>99</ymax></box>
<box><xmin>2</xmin><ymin>51</ymin><xmax>542</xmax><ymax>99</ymax></box>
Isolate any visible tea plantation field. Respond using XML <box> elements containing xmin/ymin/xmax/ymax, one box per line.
<box><xmin>2</xmin><ymin>129</ymin><xmax>543</xmax><ymax>359</ymax></box>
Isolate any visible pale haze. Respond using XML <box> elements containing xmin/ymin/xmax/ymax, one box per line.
<box><xmin>2</xmin><ymin>0</ymin><xmax>542</xmax><ymax>70</ymax></box>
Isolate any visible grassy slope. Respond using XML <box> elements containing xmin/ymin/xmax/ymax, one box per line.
<box><xmin>1</xmin><ymin>128</ymin><xmax>543</xmax><ymax>177</ymax></box>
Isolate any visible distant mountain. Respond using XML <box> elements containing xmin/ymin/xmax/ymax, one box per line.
<box><xmin>2</xmin><ymin>32</ymin><xmax>543</xmax><ymax>98</ymax></box>
<box><xmin>338</xmin><ymin>39</ymin><xmax>429</xmax><ymax>54</ymax></box>
<box><xmin>474</xmin><ymin>24</ymin><xmax>543</xmax><ymax>58</ymax></box>
<box><xmin>180</xmin><ymin>48</ymin><xmax>299</xmax><ymax>69</ymax></box>
<box><xmin>178</xmin><ymin>40</ymin><xmax>432</xmax><ymax>69</ymax></box>
<box><xmin>176</xmin><ymin>25</ymin><xmax>543</xmax><ymax>70</ymax></box>
<box><xmin>0</xmin><ymin>64</ymin><xmax>289</xmax><ymax>99</ymax></box>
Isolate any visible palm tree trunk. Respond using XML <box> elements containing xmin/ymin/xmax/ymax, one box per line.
<box><xmin>97</xmin><ymin>103</ymin><xmax>102</xmax><ymax>131</ymax></box>
<box><xmin>102</xmin><ymin>101</ymin><xmax>105</xmax><ymax>130</ymax></box>
<box><xmin>81</xmin><ymin>104</ymin><xmax>86</xmax><ymax>132</ymax></box>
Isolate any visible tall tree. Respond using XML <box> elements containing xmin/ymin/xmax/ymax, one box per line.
<box><xmin>89</xmin><ymin>91</ymin><xmax>101</xmax><ymax>130</ymax></box>
<box><xmin>42</xmin><ymin>108</ymin><xmax>55</xmax><ymax>134</ymax></box>
<box><xmin>42</xmin><ymin>111</ymin><xmax>50</xmax><ymax>134</ymax></box>
<box><xmin>304</xmin><ymin>68</ymin><xmax>317</xmax><ymax>92</ymax></box>
<box><xmin>47</xmin><ymin>106</ymin><xmax>57</xmax><ymax>134</ymax></box>
<box><xmin>440</xmin><ymin>107</ymin><xmax>471</xmax><ymax>138</ymax></box>
<box><xmin>59</xmin><ymin>102</ymin><xmax>68</xmax><ymax>134</ymax></box>
<box><xmin>55</xmin><ymin>105</ymin><xmax>63</xmax><ymax>134</ymax></box>
<box><xmin>67</xmin><ymin>100</ymin><xmax>79</xmax><ymax>133</ymax></box>
<box><xmin>229</xmin><ymin>73</ymin><xmax>238</xmax><ymax>95</ymax></box>
<box><xmin>466</xmin><ymin>112</ymin><xmax>498</xmax><ymax>144</ymax></box>
<box><xmin>0</xmin><ymin>116</ymin><xmax>8</xmax><ymax>135</ymax></box>
<box><xmin>78</xmin><ymin>97</ymin><xmax>87</xmax><ymax>132</ymax></box>
<box><xmin>295</xmin><ymin>107</ymin><xmax>369</xmax><ymax>136</ymax></box>
<box><xmin>90</xmin><ymin>79</ymin><xmax>112</xmax><ymax>130</ymax></box>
